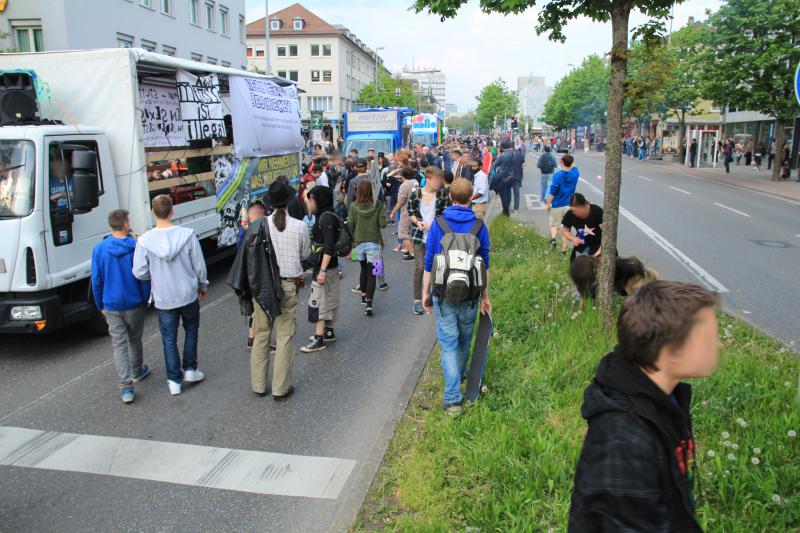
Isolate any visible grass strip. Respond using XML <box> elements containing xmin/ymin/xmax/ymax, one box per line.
<box><xmin>354</xmin><ymin>216</ymin><xmax>800</xmax><ymax>532</ymax></box>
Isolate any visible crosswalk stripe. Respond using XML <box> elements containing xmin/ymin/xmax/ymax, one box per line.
<box><xmin>0</xmin><ymin>426</ymin><xmax>356</xmax><ymax>500</ymax></box>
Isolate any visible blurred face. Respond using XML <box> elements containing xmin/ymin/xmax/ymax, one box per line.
<box><xmin>356</xmin><ymin>164</ymin><xmax>367</xmax><ymax>174</ymax></box>
<box><xmin>248</xmin><ymin>205</ymin><xmax>265</xmax><ymax>222</ymax></box>
<box><xmin>426</xmin><ymin>174</ymin><xmax>443</xmax><ymax>191</ymax></box>
<box><xmin>570</xmin><ymin>204</ymin><xmax>591</xmax><ymax>219</ymax></box>
<box><xmin>307</xmin><ymin>196</ymin><xmax>318</xmax><ymax>215</ymax></box>
<box><xmin>662</xmin><ymin>307</ymin><xmax>720</xmax><ymax>379</ymax></box>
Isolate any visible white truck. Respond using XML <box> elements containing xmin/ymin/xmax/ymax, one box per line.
<box><xmin>0</xmin><ymin>48</ymin><xmax>292</xmax><ymax>334</ymax></box>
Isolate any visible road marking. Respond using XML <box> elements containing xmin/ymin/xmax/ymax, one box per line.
<box><xmin>637</xmin><ymin>175</ymin><xmax>654</xmax><ymax>182</ymax></box>
<box><xmin>0</xmin><ymin>425</ymin><xmax>356</xmax><ymax>499</ymax></box>
<box><xmin>525</xmin><ymin>193</ymin><xmax>546</xmax><ymax>210</ymax></box>
<box><xmin>714</xmin><ymin>202</ymin><xmax>751</xmax><ymax>218</ymax></box>
<box><xmin>669</xmin><ymin>186</ymin><xmax>692</xmax><ymax>195</ymax></box>
<box><xmin>579</xmin><ymin>178</ymin><xmax>729</xmax><ymax>293</ymax></box>
<box><xmin>795</xmin><ymin>234</ymin><xmax>800</xmax><ymax>238</ymax></box>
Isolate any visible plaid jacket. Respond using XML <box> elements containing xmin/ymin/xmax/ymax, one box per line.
<box><xmin>406</xmin><ymin>185</ymin><xmax>424</xmax><ymax>245</ymax></box>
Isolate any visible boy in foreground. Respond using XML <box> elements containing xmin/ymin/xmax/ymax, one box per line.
<box><xmin>568</xmin><ymin>281</ymin><xmax>720</xmax><ymax>532</ymax></box>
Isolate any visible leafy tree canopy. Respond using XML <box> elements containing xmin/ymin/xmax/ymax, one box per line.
<box><xmin>474</xmin><ymin>79</ymin><xmax>518</xmax><ymax>131</ymax></box>
<box><xmin>357</xmin><ymin>73</ymin><xmax>416</xmax><ymax>109</ymax></box>
<box><xmin>543</xmin><ymin>55</ymin><xmax>609</xmax><ymax>129</ymax></box>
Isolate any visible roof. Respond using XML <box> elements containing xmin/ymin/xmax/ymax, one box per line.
<box><xmin>247</xmin><ymin>3</ymin><xmax>339</xmax><ymax>36</ymax></box>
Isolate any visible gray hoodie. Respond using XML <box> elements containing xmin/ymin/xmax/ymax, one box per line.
<box><xmin>132</xmin><ymin>225</ymin><xmax>208</xmax><ymax>310</ymax></box>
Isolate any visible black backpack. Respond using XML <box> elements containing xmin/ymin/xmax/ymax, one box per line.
<box><xmin>321</xmin><ymin>212</ymin><xmax>353</xmax><ymax>257</ymax></box>
<box><xmin>539</xmin><ymin>153</ymin><xmax>557</xmax><ymax>174</ymax></box>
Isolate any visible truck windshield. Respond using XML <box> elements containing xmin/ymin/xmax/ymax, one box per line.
<box><xmin>345</xmin><ymin>139</ymin><xmax>393</xmax><ymax>157</ymax></box>
<box><xmin>0</xmin><ymin>140</ymin><xmax>35</xmax><ymax>218</ymax></box>
<box><xmin>411</xmin><ymin>134</ymin><xmax>435</xmax><ymax>146</ymax></box>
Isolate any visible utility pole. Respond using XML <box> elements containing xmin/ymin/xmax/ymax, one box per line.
<box><xmin>264</xmin><ymin>0</ymin><xmax>271</xmax><ymax>74</ymax></box>
<box><xmin>374</xmin><ymin>46</ymin><xmax>384</xmax><ymax>103</ymax></box>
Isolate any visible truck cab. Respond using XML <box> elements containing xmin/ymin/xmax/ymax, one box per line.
<box><xmin>0</xmin><ymin>125</ymin><xmax>113</xmax><ymax>333</ymax></box>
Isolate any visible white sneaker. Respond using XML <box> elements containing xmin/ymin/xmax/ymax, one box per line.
<box><xmin>184</xmin><ymin>369</ymin><xmax>205</xmax><ymax>383</ymax></box>
<box><xmin>167</xmin><ymin>380</ymin><xmax>182</xmax><ymax>395</ymax></box>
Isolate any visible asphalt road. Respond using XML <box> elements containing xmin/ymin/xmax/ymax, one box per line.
<box><xmin>0</xmin><ymin>232</ymin><xmax>436</xmax><ymax>532</ymax></box>
<box><xmin>516</xmin><ymin>150</ymin><xmax>800</xmax><ymax>347</ymax></box>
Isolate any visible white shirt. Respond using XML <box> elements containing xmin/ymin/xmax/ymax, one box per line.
<box><xmin>267</xmin><ymin>213</ymin><xmax>311</xmax><ymax>278</ymax></box>
<box><xmin>473</xmin><ymin>170</ymin><xmax>489</xmax><ymax>203</ymax></box>
<box><xmin>317</xmin><ymin>171</ymin><xmax>329</xmax><ymax>188</ymax></box>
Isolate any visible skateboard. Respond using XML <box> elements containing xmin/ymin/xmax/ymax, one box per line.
<box><xmin>465</xmin><ymin>313</ymin><xmax>493</xmax><ymax>403</ymax></box>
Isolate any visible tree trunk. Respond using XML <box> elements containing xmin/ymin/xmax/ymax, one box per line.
<box><xmin>772</xmin><ymin>117</ymin><xmax>786</xmax><ymax>181</ymax></box>
<box><xmin>597</xmin><ymin>4</ymin><xmax>631</xmax><ymax>328</ymax></box>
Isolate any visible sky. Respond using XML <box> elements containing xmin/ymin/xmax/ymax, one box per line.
<box><xmin>245</xmin><ymin>0</ymin><xmax>722</xmax><ymax>112</ymax></box>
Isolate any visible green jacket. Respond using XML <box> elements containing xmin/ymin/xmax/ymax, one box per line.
<box><xmin>348</xmin><ymin>201</ymin><xmax>387</xmax><ymax>245</ymax></box>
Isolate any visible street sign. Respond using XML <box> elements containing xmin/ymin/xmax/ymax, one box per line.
<box><xmin>795</xmin><ymin>63</ymin><xmax>800</xmax><ymax>106</ymax></box>
<box><xmin>310</xmin><ymin>110</ymin><xmax>324</xmax><ymax>130</ymax></box>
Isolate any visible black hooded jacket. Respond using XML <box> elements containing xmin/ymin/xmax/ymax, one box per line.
<box><xmin>568</xmin><ymin>348</ymin><xmax>702</xmax><ymax>533</ymax></box>
<box><xmin>227</xmin><ymin>218</ymin><xmax>283</xmax><ymax>321</ymax></box>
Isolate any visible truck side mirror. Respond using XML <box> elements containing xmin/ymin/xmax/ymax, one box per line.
<box><xmin>70</xmin><ymin>150</ymin><xmax>99</xmax><ymax>212</ymax></box>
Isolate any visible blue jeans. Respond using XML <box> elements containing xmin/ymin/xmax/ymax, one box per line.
<box><xmin>157</xmin><ymin>300</ymin><xmax>200</xmax><ymax>383</ymax></box>
<box><xmin>540</xmin><ymin>173</ymin><xmax>552</xmax><ymax>203</ymax></box>
<box><xmin>434</xmin><ymin>298</ymin><xmax>478</xmax><ymax>405</ymax></box>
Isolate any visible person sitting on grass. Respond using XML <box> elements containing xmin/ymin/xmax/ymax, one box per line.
<box><xmin>568</xmin><ymin>281</ymin><xmax>720</xmax><ymax>532</ymax></box>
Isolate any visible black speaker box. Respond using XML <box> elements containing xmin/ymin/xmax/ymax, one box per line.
<box><xmin>0</xmin><ymin>72</ymin><xmax>38</xmax><ymax>123</ymax></box>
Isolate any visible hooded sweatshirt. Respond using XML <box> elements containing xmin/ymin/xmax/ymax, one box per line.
<box><xmin>548</xmin><ymin>166</ymin><xmax>580</xmax><ymax>208</ymax></box>
<box><xmin>348</xmin><ymin>201</ymin><xmax>387</xmax><ymax>245</ymax></box>
<box><xmin>568</xmin><ymin>348</ymin><xmax>701</xmax><ymax>532</ymax></box>
<box><xmin>91</xmin><ymin>236</ymin><xmax>151</xmax><ymax>311</ymax></box>
<box><xmin>424</xmin><ymin>205</ymin><xmax>490</xmax><ymax>273</ymax></box>
<box><xmin>132</xmin><ymin>226</ymin><xmax>208</xmax><ymax>310</ymax></box>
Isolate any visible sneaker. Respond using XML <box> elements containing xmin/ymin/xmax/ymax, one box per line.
<box><xmin>365</xmin><ymin>301</ymin><xmax>373</xmax><ymax>316</ymax></box>
<box><xmin>401</xmin><ymin>253</ymin><xmax>415</xmax><ymax>262</ymax></box>
<box><xmin>549</xmin><ymin>239</ymin><xmax>557</xmax><ymax>250</ymax></box>
<box><xmin>273</xmin><ymin>385</ymin><xmax>295</xmax><ymax>401</ymax></box>
<box><xmin>120</xmin><ymin>388</ymin><xmax>135</xmax><ymax>403</ymax></box>
<box><xmin>392</xmin><ymin>245</ymin><xmax>403</xmax><ymax>253</ymax></box>
<box><xmin>184</xmin><ymin>369</ymin><xmax>205</xmax><ymax>383</ymax></box>
<box><xmin>247</xmin><ymin>337</ymin><xmax>254</xmax><ymax>348</ymax></box>
<box><xmin>351</xmin><ymin>285</ymin><xmax>362</xmax><ymax>294</ymax></box>
<box><xmin>132</xmin><ymin>364</ymin><xmax>150</xmax><ymax>383</ymax></box>
<box><xmin>301</xmin><ymin>337</ymin><xmax>326</xmax><ymax>353</ymax></box>
<box><xmin>379</xmin><ymin>282</ymin><xmax>389</xmax><ymax>291</ymax></box>
<box><xmin>445</xmin><ymin>403</ymin><xmax>462</xmax><ymax>416</ymax></box>
<box><xmin>413</xmin><ymin>301</ymin><xmax>424</xmax><ymax>315</ymax></box>
<box><xmin>167</xmin><ymin>380</ymin><xmax>182</xmax><ymax>395</ymax></box>
<box><xmin>308</xmin><ymin>329</ymin><xmax>336</xmax><ymax>343</ymax></box>
<box><xmin>361</xmin><ymin>295</ymin><xmax>368</xmax><ymax>306</ymax></box>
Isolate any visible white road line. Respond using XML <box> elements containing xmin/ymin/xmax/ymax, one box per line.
<box><xmin>0</xmin><ymin>426</ymin><xmax>356</xmax><ymax>500</ymax></box>
<box><xmin>669</xmin><ymin>186</ymin><xmax>692</xmax><ymax>195</ymax></box>
<box><xmin>795</xmin><ymin>234</ymin><xmax>800</xmax><ymax>238</ymax></box>
<box><xmin>525</xmin><ymin>193</ymin><xmax>546</xmax><ymax>210</ymax></box>
<box><xmin>638</xmin><ymin>175</ymin><xmax>654</xmax><ymax>182</ymax></box>
<box><xmin>714</xmin><ymin>202</ymin><xmax>751</xmax><ymax>218</ymax></box>
<box><xmin>579</xmin><ymin>178</ymin><xmax>729</xmax><ymax>293</ymax></box>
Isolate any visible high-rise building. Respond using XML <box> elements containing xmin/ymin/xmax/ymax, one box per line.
<box><xmin>517</xmin><ymin>74</ymin><xmax>553</xmax><ymax>130</ymax></box>
<box><xmin>445</xmin><ymin>103</ymin><xmax>458</xmax><ymax>114</ymax></box>
<box><xmin>398</xmin><ymin>68</ymin><xmax>446</xmax><ymax>113</ymax></box>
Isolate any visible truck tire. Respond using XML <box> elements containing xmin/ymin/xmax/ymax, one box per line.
<box><xmin>85</xmin><ymin>291</ymin><xmax>109</xmax><ymax>337</ymax></box>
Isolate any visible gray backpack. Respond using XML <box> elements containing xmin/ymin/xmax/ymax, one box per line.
<box><xmin>432</xmin><ymin>216</ymin><xmax>487</xmax><ymax>302</ymax></box>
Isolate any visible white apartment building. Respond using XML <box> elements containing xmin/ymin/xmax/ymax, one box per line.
<box><xmin>246</xmin><ymin>3</ymin><xmax>383</xmax><ymax>140</ymax></box>
<box><xmin>517</xmin><ymin>75</ymin><xmax>553</xmax><ymax>130</ymax></box>
<box><xmin>0</xmin><ymin>0</ymin><xmax>247</xmax><ymax>69</ymax></box>
<box><xmin>398</xmin><ymin>67</ymin><xmax>446</xmax><ymax>112</ymax></box>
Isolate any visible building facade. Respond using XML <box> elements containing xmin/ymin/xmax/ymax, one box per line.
<box><xmin>517</xmin><ymin>75</ymin><xmax>552</xmax><ymax>130</ymax></box>
<box><xmin>398</xmin><ymin>68</ymin><xmax>446</xmax><ymax>113</ymax></box>
<box><xmin>0</xmin><ymin>0</ymin><xmax>247</xmax><ymax>69</ymax></box>
<box><xmin>246</xmin><ymin>3</ymin><xmax>383</xmax><ymax>140</ymax></box>
<box><xmin>445</xmin><ymin>103</ymin><xmax>458</xmax><ymax>115</ymax></box>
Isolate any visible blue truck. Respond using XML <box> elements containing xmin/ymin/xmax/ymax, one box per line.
<box><xmin>342</xmin><ymin>107</ymin><xmax>413</xmax><ymax>156</ymax></box>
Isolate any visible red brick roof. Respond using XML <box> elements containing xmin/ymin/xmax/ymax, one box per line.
<box><xmin>246</xmin><ymin>3</ymin><xmax>340</xmax><ymax>36</ymax></box>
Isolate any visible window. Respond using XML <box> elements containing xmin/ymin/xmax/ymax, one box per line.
<box><xmin>207</xmin><ymin>57</ymin><xmax>217</xmax><ymax>65</ymax></box>
<box><xmin>246</xmin><ymin>47</ymin><xmax>253</xmax><ymax>57</ymax></box>
<box><xmin>141</xmin><ymin>39</ymin><xmax>156</xmax><ymax>52</ymax></box>
<box><xmin>293</xmin><ymin>18</ymin><xmax>303</xmax><ymax>30</ymax></box>
<box><xmin>311</xmin><ymin>70</ymin><xmax>320</xmax><ymax>83</ymax></box>
<box><xmin>219</xmin><ymin>7</ymin><xmax>229</xmax><ymax>36</ymax></box>
<box><xmin>162</xmin><ymin>44</ymin><xmax>176</xmax><ymax>56</ymax></box>
<box><xmin>255</xmin><ymin>46</ymin><xmax>265</xmax><ymax>57</ymax></box>
<box><xmin>289</xmin><ymin>70</ymin><xmax>298</xmax><ymax>82</ymax></box>
<box><xmin>289</xmin><ymin>45</ymin><xmax>297</xmax><ymax>57</ymax></box>
<box><xmin>346</xmin><ymin>51</ymin><xmax>350</xmax><ymax>66</ymax></box>
<box><xmin>277</xmin><ymin>70</ymin><xmax>287</xmax><ymax>78</ymax></box>
<box><xmin>310</xmin><ymin>44</ymin><xmax>319</xmax><ymax>56</ymax></box>
<box><xmin>323</xmin><ymin>44</ymin><xmax>331</xmax><ymax>56</ymax></box>
<box><xmin>161</xmin><ymin>0</ymin><xmax>171</xmax><ymax>15</ymax></box>
<box><xmin>239</xmin><ymin>15</ymin><xmax>245</xmax><ymax>43</ymax></box>
<box><xmin>277</xmin><ymin>46</ymin><xmax>286</xmax><ymax>57</ymax></box>
<box><xmin>189</xmin><ymin>0</ymin><xmax>199</xmax><ymax>25</ymax></box>
<box><xmin>322</xmin><ymin>70</ymin><xmax>332</xmax><ymax>83</ymax></box>
<box><xmin>15</xmin><ymin>27</ymin><xmax>44</xmax><ymax>52</ymax></box>
<box><xmin>205</xmin><ymin>3</ymin><xmax>215</xmax><ymax>31</ymax></box>
<box><xmin>140</xmin><ymin>0</ymin><xmax>152</xmax><ymax>7</ymax></box>
<box><xmin>116</xmin><ymin>32</ymin><xmax>134</xmax><ymax>49</ymax></box>
<box><xmin>271</xmin><ymin>19</ymin><xmax>281</xmax><ymax>30</ymax></box>
<box><xmin>221</xmin><ymin>60</ymin><xmax>230</xmax><ymax>67</ymax></box>
<box><xmin>307</xmin><ymin>96</ymin><xmax>333</xmax><ymax>112</ymax></box>
<box><xmin>191</xmin><ymin>52</ymin><xmax>203</xmax><ymax>62</ymax></box>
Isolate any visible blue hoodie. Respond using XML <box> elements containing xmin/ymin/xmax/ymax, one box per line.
<box><xmin>424</xmin><ymin>205</ymin><xmax>490</xmax><ymax>273</ymax></box>
<box><xmin>91</xmin><ymin>236</ymin><xmax>151</xmax><ymax>311</ymax></box>
<box><xmin>548</xmin><ymin>166</ymin><xmax>580</xmax><ymax>208</ymax></box>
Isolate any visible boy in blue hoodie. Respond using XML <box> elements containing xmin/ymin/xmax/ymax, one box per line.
<box><xmin>91</xmin><ymin>209</ymin><xmax>152</xmax><ymax>403</ymax></box>
<box><xmin>545</xmin><ymin>153</ymin><xmax>580</xmax><ymax>254</ymax></box>
<box><xmin>422</xmin><ymin>178</ymin><xmax>492</xmax><ymax>416</ymax></box>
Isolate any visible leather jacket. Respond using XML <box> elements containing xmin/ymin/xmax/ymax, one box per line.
<box><xmin>227</xmin><ymin>218</ymin><xmax>283</xmax><ymax>321</ymax></box>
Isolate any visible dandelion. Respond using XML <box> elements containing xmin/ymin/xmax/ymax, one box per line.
<box><xmin>789</xmin><ymin>430</ymin><xmax>797</xmax><ymax>438</ymax></box>
<box><xmin>722</xmin><ymin>431</ymin><xmax>730</xmax><ymax>439</ymax></box>
<box><xmin>736</xmin><ymin>417</ymin><xmax>747</xmax><ymax>428</ymax></box>
<box><xmin>722</xmin><ymin>440</ymin><xmax>731</xmax><ymax>447</ymax></box>
<box><xmin>772</xmin><ymin>494</ymin><xmax>781</xmax><ymax>503</ymax></box>
<box><xmin>786</xmin><ymin>382</ymin><xmax>792</xmax><ymax>387</ymax></box>
<box><xmin>707</xmin><ymin>450</ymin><xmax>716</xmax><ymax>458</ymax></box>
<box><xmin>731</xmin><ymin>443</ymin><xmax>739</xmax><ymax>450</ymax></box>
<box><xmin>727</xmin><ymin>453</ymin><xmax>736</xmax><ymax>461</ymax></box>
<box><xmin>534</xmin><ymin>304</ymin><xmax>540</xmax><ymax>309</ymax></box>
<box><xmin>751</xmin><ymin>457</ymin><xmax>760</xmax><ymax>465</ymax></box>
<box><xmin>547</xmin><ymin>313</ymin><xmax>553</xmax><ymax>318</ymax></box>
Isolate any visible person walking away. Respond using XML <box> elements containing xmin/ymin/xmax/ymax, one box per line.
<box><xmin>480</xmin><ymin>144</ymin><xmax>493</xmax><ymax>175</ymax></box>
<box><xmin>237</xmin><ymin>201</ymin><xmax>266</xmax><ymax>348</ymax></box>
<box><xmin>768</xmin><ymin>138</ymin><xmax>776</xmax><ymax>170</ymax></box>
<box><xmin>561</xmin><ymin>193</ymin><xmax>603</xmax><ymax>262</ymax></box>
<box><xmin>568</xmin><ymin>281</ymin><xmax>720</xmax><ymax>532</ymax></box>
<box><xmin>511</xmin><ymin>141</ymin><xmax>526</xmax><ymax>212</ymax></box>
<box><xmin>735</xmin><ymin>141</ymin><xmax>743</xmax><ymax>165</ymax></box>
<box><xmin>301</xmin><ymin>186</ymin><xmax>342</xmax><ymax>352</ymax></box>
<box><xmin>391</xmin><ymin>166</ymin><xmax>418</xmax><ymax>262</ymax></box>
<box><xmin>491</xmin><ymin>140</ymin><xmax>516</xmax><ymax>217</ymax></box>
<box><xmin>744</xmin><ymin>139</ymin><xmax>753</xmax><ymax>167</ymax></box>
<box><xmin>437</xmin><ymin>169</ymin><xmax>455</xmax><ymax>217</ymax></box>
<box><xmin>408</xmin><ymin>167</ymin><xmax>444</xmax><ymax>315</ymax></box>
<box><xmin>421</xmin><ymin>178</ymin><xmax>491</xmax><ymax>416</ymax></box>
<box><xmin>688</xmin><ymin>139</ymin><xmax>698</xmax><ymax>167</ymax></box>
<box><xmin>349</xmin><ymin>180</ymin><xmax>387</xmax><ymax>316</ymax></box>
<box><xmin>470</xmin><ymin>159</ymin><xmax>489</xmax><ymax>220</ymax></box>
<box><xmin>722</xmin><ymin>138</ymin><xmax>733</xmax><ymax>174</ymax></box>
<box><xmin>754</xmin><ymin>142</ymin><xmax>765</xmax><ymax>171</ymax></box>
<box><xmin>91</xmin><ymin>209</ymin><xmax>151</xmax><ymax>403</ymax></box>
<box><xmin>545</xmin><ymin>154</ymin><xmax>580</xmax><ymax>254</ymax></box>
<box><xmin>133</xmin><ymin>195</ymin><xmax>208</xmax><ymax>396</ymax></box>
<box><xmin>537</xmin><ymin>146</ymin><xmax>557</xmax><ymax>206</ymax></box>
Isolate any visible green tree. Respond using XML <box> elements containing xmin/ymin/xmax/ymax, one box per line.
<box><xmin>357</xmin><ymin>73</ymin><xmax>416</xmax><ymax>108</ymax></box>
<box><xmin>413</xmin><ymin>0</ymin><xmax>681</xmax><ymax>325</ymax></box>
<box><xmin>445</xmin><ymin>111</ymin><xmax>476</xmax><ymax>133</ymax></box>
<box><xmin>544</xmin><ymin>55</ymin><xmax>609</xmax><ymax>130</ymax></box>
<box><xmin>474</xmin><ymin>79</ymin><xmax>518</xmax><ymax>131</ymax></box>
<box><xmin>701</xmin><ymin>0</ymin><xmax>800</xmax><ymax>181</ymax></box>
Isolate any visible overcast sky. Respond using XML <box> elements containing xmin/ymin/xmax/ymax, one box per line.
<box><xmin>245</xmin><ymin>0</ymin><xmax>722</xmax><ymax>112</ymax></box>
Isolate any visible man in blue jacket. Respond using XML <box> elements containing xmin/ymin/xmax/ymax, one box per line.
<box><xmin>421</xmin><ymin>178</ymin><xmax>491</xmax><ymax>416</ymax></box>
<box><xmin>91</xmin><ymin>209</ymin><xmax>152</xmax><ymax>403</ymax></box>
<box><xmin>545</xmin><ymin>153</ymin><xmax>580</xmax><ymax>254</ymax></box>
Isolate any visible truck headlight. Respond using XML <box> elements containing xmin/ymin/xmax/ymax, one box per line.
<box><xmin>10</xmin><ymin>306</ymin><xmax>43</xmax><ymax>320</ymax></box>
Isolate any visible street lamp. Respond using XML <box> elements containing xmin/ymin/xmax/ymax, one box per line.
<box><xmin>374</xmin><ymin>46</ymin><xmax>384</xmax><ymax>94</ymax></box>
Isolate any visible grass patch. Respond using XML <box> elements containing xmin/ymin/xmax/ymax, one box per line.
<box><xmin>354</xmin><ymin>216</ymin><xmax>800</xmax><ymax>532</ymax></box>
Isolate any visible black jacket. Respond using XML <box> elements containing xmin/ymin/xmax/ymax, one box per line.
<box><xmin>491</xmin><ymin>150</ymin><xmax>515</xmax><ymax>190</ymax></box>
<box><xmin>568</xmin><ymin>348</ymin><xmax>702</xmax><ymax>533</ymax></box>
<box><xmin>512</xmin><ymin>148</ymin><xmax>525</xmax><ymax>182</ymax></box>
<box><xmin>227</xmin><ymin>218</ymin><xmax>283</xmax><ymax>321</ymax></box>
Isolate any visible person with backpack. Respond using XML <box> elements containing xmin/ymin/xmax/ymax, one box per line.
<box><xmin>491</xmin><ymin>140</ymin><xmax>516</xmax><ymax>217</ymax></box>
<box><xmin>537</xmin><ymin>146</ymin><xmax>557</xmax><ymax>206</ymax></box>
<box><xmin>421</xmin><ymin>178</ymin><xmax>491</xmax><ymax>416</ymax></box>
<box><xmin>301</xmin><ymin>185</ymin><xmax>349</xmax><ymax>352</ymax></box>
<box><xmin>348</xmin><ymin>180</ymin><xmax>386</xmax><ymax>317</ymax></box>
